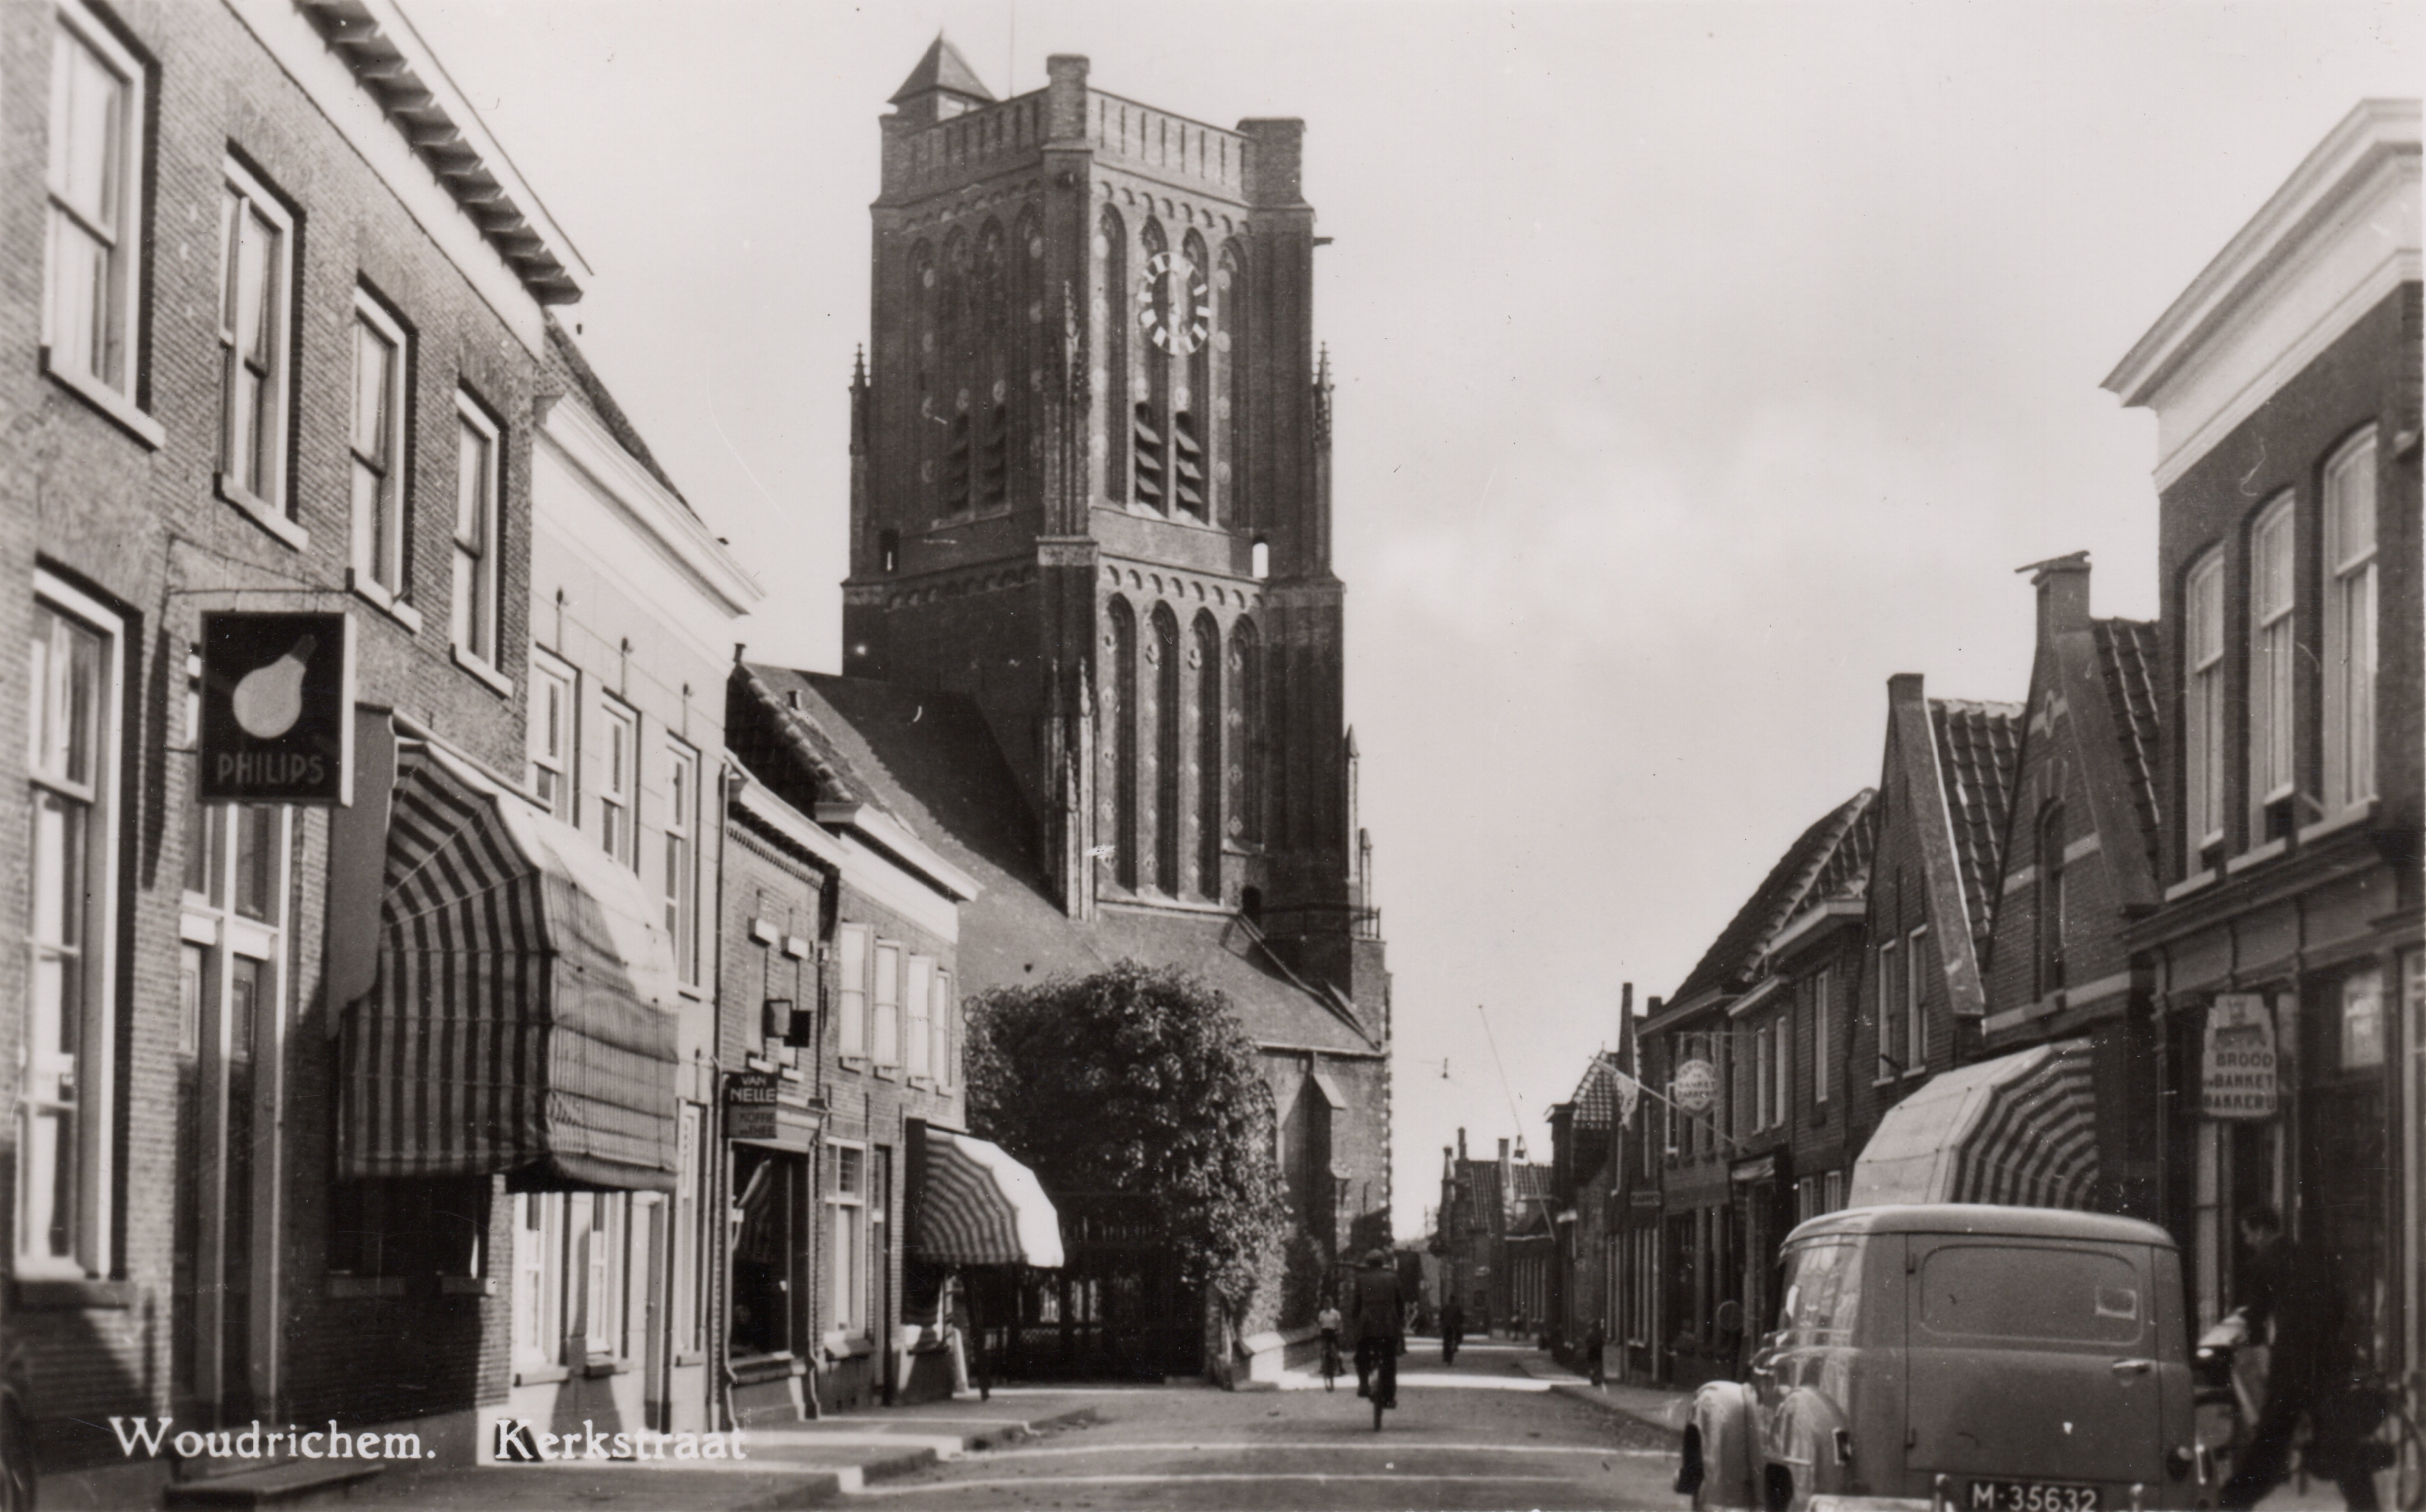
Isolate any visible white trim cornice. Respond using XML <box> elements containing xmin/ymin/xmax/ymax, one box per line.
<box><xmin>814</xmin><ymin>802</ymin><xmax>981</xmax><ymax>903</ymax></box>
<box><xmin>539</xmin><ymin>400</ymin><xmax>763</xmax><ymax>618</ymax></box>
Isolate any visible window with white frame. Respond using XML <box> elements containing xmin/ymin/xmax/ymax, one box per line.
<box><xmin>452</xmin><ymin>396</ymin><xmax>502</xmax><ymax>666</ymax></box>
<box><xmin>1812</xmin><ymin>967</ymin><xmax>1831</xmax><ymax>1105</ymax></box>
<box><xmin>2247</xmin><ymin>494</ymin><xmax>2296</xmax><ymax>833</ymax></box>
<box><xmin>1753</xmin><ymin>1024</ymin><xmax>1772</xmax><ymax>1133</ymax></box>
<box><xmin>527</xmin><ymin>651</ymin><xmax>575</xmax><ymax>822</ymax></box>
<box><xmin>598</xmin><ymin>696</ymin><xmax>636</xmax><ymax>868</ymax></box>
<box><xmin>905</xmin><ymin>955</ymin><xmax>933</xmax><ymax>1079</ymax></box>
<box><xmin>664</xmin><ymin>739</ymin><xmax>699</xmax><ymax>983</ymax></box>
<box><xmin>350</xmin><ymin>291</ymin><xmax>410</xmax><ymax>602</ymax></box>
<box><xmin>511</xmin><ymin>1193</ymin><xmax>561</xmax><ymax>1372</ymax></box>
<box><xmin>2184</xmin><ymin>550</ymin><xmax>2226</xmax><ymax>868</ymax></box>
<box><xmin>22</xmin><ymin>578</ymin><xmax>123</xmax><ymax>1275</ymax></box>
<box><xmin>1823</xmin><ymin>1169</ymin><xmax>1844</xmax><ymax>1213</ymax></box>
<box><xmin>2322</xmin><ymin>429</ymin><xmax>2378</xmax><ymax>814</ymax></box>
<box><xmin>1904</xmin><ymin>926</ymin><xmax>1927</xmax><ymax>1075</ymax></box>
<box><xmin>827</xmin><ymin>1143</ymin><xmax>868</xmax><ymax>1334</ymax></box>
<box><xmin>836</xmin><ymin>924</ymin><xmax>869</xmax><ymax>1058</ymax></box>
<box><xmin>579</xmin><ymin>1192</ymin><xmax>626</xmax><ymax>1360</ymax></box>
<box><xmin>1775</xmin><ymin>1012</ymin><xmax>1792</xmax><ymax>1129</ymax></box>
<box><xmin>674</xmin><ymin>1105</ymin><xmax>703</xmax><ymax>1356</ymax></box>
<box><xmin>2340</xmin><ymin>967</ymin><xmax>2385</xmax><ymax>1072</ymax></box>
<box><xmin>45</xmin><ymin>2</ymin><xmax>147</xmax><ymax>405</ymax></box>
<box><xmin>873</xmin><ymin>942</ymin><xmax>902</xmax><ymax>1065</ymax></box>
<box><xmin>1876</xmin><ymin>940</ymin><xmax>1899</xmax><ymax>1082</ymax></box>
<box><xmin>931</xmin><ymin>969</ymin><xmax>954</xmax><ymax>1088</ymax></box>
<box><xmin>217</xmin><ymin>162</ymin><xmax>294</xmax><ymax>521</ymax></box>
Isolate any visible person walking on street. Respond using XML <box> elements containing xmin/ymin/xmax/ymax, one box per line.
<box><xmin>1439</xmin><ymin>1297</ymin><xmax>1465</xmax><ymax>1365</ymax></box>
<box><xmin>1584</xmin><ymin>1317</ymin><xmax>1607</xmax><ymax>1388</ymax></box>
<box><xmin>1317</xmin><ymin>1295</ymin><xmax>1344</xmax><ymax>1390</ymax></box>
<box><xmin>1350</xmin><ymin>1249</ymin><xmax>1403</xmax><ymax>1414</ymax></box>
<box><xmin>2218</xmin><ymin>1206</ymin><xmax>2378</xmax><ymax>1512</ymax></box>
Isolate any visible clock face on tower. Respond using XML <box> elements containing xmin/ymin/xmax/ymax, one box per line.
<box><xmin>1138</xmin><ymin>251</ymin><xmax>1211</xmax><ymax>355</ymax></box>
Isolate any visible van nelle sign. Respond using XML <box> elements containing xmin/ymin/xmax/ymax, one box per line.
<box><xmin>199</xmin><ymin>612</ymin><xmax>354</xmax><ymax>806</ymax></box>
<box><xmin>2201</xmin><ymin>993</ymin><xmax>2278</xmax><ymax>1120</ymax></box>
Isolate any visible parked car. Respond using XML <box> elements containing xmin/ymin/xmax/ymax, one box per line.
<box><xmin>1676</xmin><ymin>1204</ymin><xmax>2199</xmax><ymax>1512</ymax></box>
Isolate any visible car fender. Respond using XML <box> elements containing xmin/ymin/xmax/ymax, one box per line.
<box><xmin>1681</xmin><ymin>1380</ymin><xmax>1764</xmax><ymax>1510</ymax></box>
<box><xmin>1764</xmin><ymin>1385</ymin><xmax>1853</xmax><ymax>1509</ymax></box>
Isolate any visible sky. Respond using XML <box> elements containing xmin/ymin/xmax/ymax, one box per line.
<box><xmin>405</xmin><ymin>0</ymin><xmax>2418</xmax><ymax>1238</ymax></box>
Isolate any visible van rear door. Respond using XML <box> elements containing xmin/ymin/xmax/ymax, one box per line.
<box><xmin>1904</xmin><ymin>1238</ymin><xmax>2163</xmax><ymax>1495</ymax></box>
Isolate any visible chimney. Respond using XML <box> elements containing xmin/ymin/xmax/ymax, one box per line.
<box><xmin>1044</xmin><ymin>54</ymin><xmax>1089</xmax><ymax>142</ymax></box>
<box><xmin>1237</xmin><ymin>117</ymin><xmax>1306</xmax><ymax>207</ymax></box>
<box><xmin>2023</xmin><ymin>551</ymin><xmax>2092</xmax><ymax>641</ymax></box>
<box><xmin>1457</xmin><ymin>1127</ymin><xmax>1467</xmax><ymax>1162</ymax></box>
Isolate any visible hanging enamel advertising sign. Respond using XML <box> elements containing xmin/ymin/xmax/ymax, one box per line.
<box><xmin>198</xmin><ymin>611</ymin><xmax>355</xmax><ymax>805</ymax></box>
<box><xmin>2201</xmin><ymin>993</ymin><xmax>2278</xmax><ymax>1120</ymax></box>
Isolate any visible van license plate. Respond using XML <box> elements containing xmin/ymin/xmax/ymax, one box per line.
<box><xmin>1963</xmin><ymin>1482</ymin><xmax>2100</xmax><ymax>1512</ymax></box>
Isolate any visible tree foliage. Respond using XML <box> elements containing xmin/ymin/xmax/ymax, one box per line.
<box><xmin>964</xmin><ymin>962</ymin><xmax>1288</xmax><ymax>1308</ymax></box>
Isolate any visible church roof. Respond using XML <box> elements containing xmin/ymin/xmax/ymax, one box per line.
<box><xmin>731</xmin><ymin>665</ymin><xmax>1380</xmax><ymax>1058</ymax></box>
<box><xmin>890</xmin><ymin>34</ymin><xmax>996</xmax><ymax>106</ymax></box>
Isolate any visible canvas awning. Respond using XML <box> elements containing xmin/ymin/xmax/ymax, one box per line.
<box><xmin>1847</xmin><ymin>1039</ymin><xmax>2099</xmax><ymax>1210</ymax></box>
<box><xmin>909</xmin><ymin>1127</ymin><xmax>1064</xmax><ymax>1268</ymax></box>
<box><xmin>338</xmin><ymin>741</ymin><xmax>681</xmax><ymax>1191</ymax></box>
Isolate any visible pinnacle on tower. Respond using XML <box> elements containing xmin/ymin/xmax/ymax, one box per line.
<box><xmin>889</xmin><ymin>33</ymin><xmax>995</xmax><ymax>120</ymax></box>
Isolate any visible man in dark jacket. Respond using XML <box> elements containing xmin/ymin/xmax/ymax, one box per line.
<box><xmin>1349</xmin><ymin>1250</ymin><xmax>1402</xmax><ymax>1409</ymax></box>
<box><xmin>2219</xmin><ymin>1207</ymin><xmax>2377</xmax><ymax>1511</ymax></box>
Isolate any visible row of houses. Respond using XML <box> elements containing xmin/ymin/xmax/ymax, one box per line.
<box><xmin>1457</xmin><ymin>100</ymin><xmax>2422</xmax><ymax>1406</ymax></box>
<box><xmin>4</xmin><ymin>6</ymin><xmax>1391</xmax><ymax>1500</ymax></box>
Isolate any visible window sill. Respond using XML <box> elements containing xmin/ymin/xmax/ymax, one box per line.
<box><xmin>1904</xmin><ymin>1066</ymin><xmax>1929</xmax><ymax>1080</ymax></box>
<box><xmin>513</xmin><ymin>1364</ymin><xmax>572</xmax><ymax>1387</ymax></box>
<box><xmin>822</xmin><ymin>1331</ymin><xmax>875</xmax><ymax>1361</ymax></box>
<box><xmin>348</xmin><ymin>570</ymin><xmax>423</xmax><ymax>634</ymax></box>
<box><xmin>42</xmin><ymin>349</ymin><xmax>166</xmax><ymax>449</ymax></box>
<box><xmin>218</xmin><ymin>474</ymin><xmax>308</xmax><ymax>552</ymax></box>
<box><xmin>908</xmin><ymin>1075</ymin><xmax>936</xmax><ymax>1091</ymax></box>
<box><xmin>873</xmin><ymin>1064</ymin><xmax>902</xmax><ymax>1082</ymax></box>
<box><xmin>2162</xmin><ymin>869</ymin><xmax>2218</xmax><ymax>903</ymax></box>
<box><xmin>673</xmin><ymin>1349</ymin><xmax>706</xmax><ymax>1368</ymax></box>
<box><xmin>2225</xmin><ymin>836</ymin><xmax>2289</xmax><ymax>875</ymax></box>
<box><xmin>2297</xmin><ymin>801</ymin><xmax>2379</xmax><ymax>847</ymax></box>
<box><xmin>838</xmin><ymin>1054</ymin><xmax>870</xmax><ymax>1074</ymax></box>
<box><xmin>438</xmin><ymin>1275</ymin><xmax>494</xmax><ymax>1296</ymax></box>
<box><xmin>1871</xmin><ymin>1075</ymin><xmax>1899</xmax><ymax>1089</ymax></box>
<box><xmin>327</xmin><ymin>1274</ymin><xmax>408</xmax><ymax>1299</ymax></box>
<box><xmin>581</xmin><ymin>1357</ymin><xmax>625</xmax><ymax>1379</ymax></box>
<box><xmin>13</xmin><ymin>1275</ymin><xmax>138</xmax><ymax>1310</ymax></box>
<box><xmin>453</xmin><ymin>644</ymin><xmax>515</xmax><ymax>698</ymax></box>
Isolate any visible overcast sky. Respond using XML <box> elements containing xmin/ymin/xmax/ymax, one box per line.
<box><xmin>407</xmin><ymin>0</ymin><xmax>2417</xmax><ymax>1236</ymax></box>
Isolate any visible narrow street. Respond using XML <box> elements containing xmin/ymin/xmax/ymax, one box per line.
<box><xmin>852</xmin><ymin>1342</ymin><xmax>1685</xmax><ymax>1511</ymax></box>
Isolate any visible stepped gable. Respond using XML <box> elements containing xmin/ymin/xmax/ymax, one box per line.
<box><xmin>736</xmin><ymin>667</ymin><xmax>1375</xmax><ymax>1055</ymax></box>
<box><xmin>1929</xmin><ymin>698</ymin><xmax>2025</xmax><ymax>941</ymax></box>
<box><xmin>2089</xmin><ymin>617</ymin><xmax>2163</xmax><ymax>878</ymax></box>
<box><xmin>1671</xmin><ymin>789</ymin><xmax>1878</xmax><ymax>1003</ymax></box>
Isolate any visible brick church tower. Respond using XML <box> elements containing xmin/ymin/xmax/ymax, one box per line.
<box><xmin>844</xmin><ymin>39</ymin><xmax>1382</xmax><ymax>1009</ymax></box>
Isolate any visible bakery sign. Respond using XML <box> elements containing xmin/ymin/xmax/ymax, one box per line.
<box><xmin>2201</xmin><ymin>993</ymin><xmax>2279</xmax><ymax>1120</ymax></box>
<box><xmin>198</xmin><ymin>612</ymin><xmax>355</xmax><ymax>805</ymax></box>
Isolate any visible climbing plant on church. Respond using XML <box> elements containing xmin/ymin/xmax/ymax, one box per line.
<box><xmin>965</xmin><ymin>962</ymin><xmax>1288</xmax><ymax>1310</ymax></box>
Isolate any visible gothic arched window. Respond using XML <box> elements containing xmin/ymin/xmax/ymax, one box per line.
<box><xmin>976</xmin><ymin>220</ymin><xmax>1008</xmax><ymax>512</ymax></box>
<box><xmin>1152</xmin><ymin>602</ymin><xmax>1181</xmax><ymax>893</ymax></box>
<box><xmin>911</xmin><ymin>241</ymin><xmax>936</xmax><ymax>513</ymax></box>
<box><xmin>1193</xmin><ymin>611</ymin><xmax>1223</xmax><ymax>898</ymax></box>
<box><xmin>1215</xmin><ymin>240</ymin><xmax>1244</xmax><ymax>529</ymax></box>
<box><xmin>1134</xmin><ymin>221</ymin><xmax>1170</xmax><ymax>512</ymax></box>
<box><xmin>1229</xmin><ymin>616</ymin><xmax>1262</xmax><ymax>846</ymax></box>
<box><xmin>1106</xmin><ymin>596</ymin><xmax>1138</xmax><ymax>890</ymax></box>
<box><xmin>1176</xmin><ymin>231</ymin><xmax>1212</xmax><ymax>522</ymax></box>
<box><xmin>1017</xmin><ymin>206</ymin><xmax>1044</xmax><ymax>511</ymax></box>
<box><xmin>940</xmin><ymin>229</ymin><xmax>973</xmax><ymax>516</ymax></box>
<box><xmin>1098</xmin><ymin>208</ymin><xmax>1127</xmax><ymax>506</ymax></box>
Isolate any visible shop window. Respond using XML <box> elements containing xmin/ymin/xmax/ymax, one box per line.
<box><xmin>511</xmin><ymin>1194</ymin><xmax>562</xmax><ymax>1372</ymax></box>
<box><xmin>827</xmin><ymin>1143</ymin><xmax>868</xmax><ymax>1335</ymax></box>
<box><xmin>22</xmin><ymin>578</ymin><xmax>123</xmax><ymax>1276</ymax></box>
<box><xmin>328</xmin><ymin>1177</ymin><xmax>485</xmax><ymax>1279</ymax></box>
<box><xmin>729</xmin><ymin>1148</ymin><xmax>794</xmax><ymax>1358</ymax></box>
<box><xmin>2339</xmin><ymin>968</ymin><xmax>2385</xmax><ymax>1071</ymax></box>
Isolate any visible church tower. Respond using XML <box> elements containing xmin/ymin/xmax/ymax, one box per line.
<box><xmin>845</xmin><ymin>39</ymin><xmax>1379</xmax><ymax>1003</ymax></box>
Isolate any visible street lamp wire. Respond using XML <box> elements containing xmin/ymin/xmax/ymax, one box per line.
<box><xmin>1475</xmin><ymin>1003</ymin><xmax>1527</xmax><ymax>1155</ymax></box>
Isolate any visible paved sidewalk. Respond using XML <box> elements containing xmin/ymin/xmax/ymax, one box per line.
<box><xmin>1507</xmin><ymin>1350</ymin><xmax>1690</xmax><ymax>1437</ymax></box>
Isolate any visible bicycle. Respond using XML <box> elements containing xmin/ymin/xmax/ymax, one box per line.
<box><xmin>1319</xmin><ymin>1331</ymin><xmax>1342</xmax><ymax>1393</ymax></box>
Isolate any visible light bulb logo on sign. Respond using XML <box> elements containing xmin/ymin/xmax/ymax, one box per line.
<box><xmin>199</xmin><ymin>611</ymin><xmax>355</xmax><ymax>806</ymax></box>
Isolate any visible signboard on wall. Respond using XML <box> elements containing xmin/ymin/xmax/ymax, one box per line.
<box><xmin>2201</xmin><ymin>993</ymin><xmax>2278</xmax><ymax>1120</ymax></box>
<box><xmin>199</xmin><ymin>611</ymin><xmax>354</xmax><ymax>804</ymax></box>
<box><xmin>1673</xmin><ymin>1059</ymin><xmax>1718</xmax><ymax>1113</ymax></box>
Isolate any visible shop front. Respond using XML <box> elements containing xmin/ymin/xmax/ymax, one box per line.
<box><xmin>903</xmin><ymin>1121</ymin><xmax>1063</xmax><ymax>1400</ymax></box>
<box><xmin>330</xmin><ymin>728</ymin><xmax>686</xmax><ymax>1458</ymax></box>
<box><xmin>722</xmin><ymin>1071</ymin><xmax>823</xmax><ymax>1425</ymax></box>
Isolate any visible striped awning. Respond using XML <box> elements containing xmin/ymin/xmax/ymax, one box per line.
<box><xmin>1847</xmin><ymin>1039</ymin><xmax>2100</xmax><ymax>1210</ymax></box>
<box><xmin>909</xmin><ymin>1128</ymin><xmax>1064</xmax><ymax>1268</ymax></box>
<box><xmin>338</xmin><ymin>741</ymin><xmax>681</xmax><ymax>1191</ymax></box>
